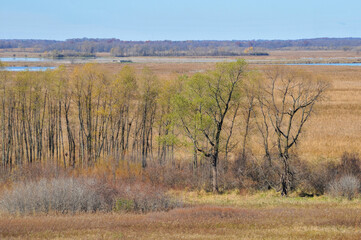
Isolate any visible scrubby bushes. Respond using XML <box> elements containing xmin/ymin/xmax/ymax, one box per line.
<box><xmin>2</xmin><ymin>151</ymin><xmax>361</xmax><ymax>216</ymax></box>
<box><xmin>143</xmin><ymin>151</ymin><xmax>361</xmax><ymax>198</ymax></box>
<box><xmin>325</xmin><ymin>152</ymin><xmax>361</xmax><ymax>199</ymax></box>
<box><xmin>115</xmin><ymin>183</ymin><xmax>181</xmax><ymax>213</ymax></box>
<box><xmin>0</xmin><ymin>177</ymin><xmax>181</xmax><ymax>215</ymax></box>
<box><xmin>144</xmin><ymin>151</ymin><xmax>361</xmax><ymax>200</ymax></box>
<box><xmin>285</xmin><ymin>152</ymin><xmax>361</xmax><ymax>198</ymax></box>
<box><xmin>295</xmin><ymin>161</ymin><xmax>338</xmax><ymax>195</ymax></box>
<box><xmin>0</xmin><ymin>177</ymin><xmax>115</xmax><ymax>214</ymax></box>
<box><xmin>338</xmin><ymin>152</ymin><xmax>361</xmax><ymax>178</ymax></box>
<box><xmin>227</xmin><ymin>151</ymin><xmax>361</xmax><ymax>198</ymax></box>
<box><xmin>327</xmin><ymin>175</ymin><xmax>360</xmax><ymax>200</ymax></box>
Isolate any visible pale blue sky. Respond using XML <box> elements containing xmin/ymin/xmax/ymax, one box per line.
<box><xmin>1</xmin><ymin>0</ymin><xmax>360</xmax><ymax>40</ymax></box>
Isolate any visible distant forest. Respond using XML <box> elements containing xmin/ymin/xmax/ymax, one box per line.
<box><xmin>1</xmin><ymin>38</ymin><xmax>361</xmax><ymax>57</ymax></box>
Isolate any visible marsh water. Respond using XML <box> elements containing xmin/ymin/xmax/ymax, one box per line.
<box><xmin>2</xmin><ymin>57</ymin><xmax>361</xmax><ymax>71</ymax></box>
<box><xmin>1</xmin><ymin>66</ymin><xmax>56</xmax><ymax>71</ymax></box>
<box><xmin>0</xmin><ymin>57</ymin><xmax>50</xmax><ymax>62</ymax></box>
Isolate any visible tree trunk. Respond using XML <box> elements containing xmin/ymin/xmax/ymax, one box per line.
<box><xmin>281</xmin><ymin>154</ymin><xmax>290</xmax><ymax>196</ymax></box>
<box><xmin>193</xmin><ymin>143</ymin><xmax>197</xmax><ymax>170</ymax></box>
<box><xmin>211</xmin><ymin>155</ymin><xmax>218</xmax><ymax>193</ymax></box>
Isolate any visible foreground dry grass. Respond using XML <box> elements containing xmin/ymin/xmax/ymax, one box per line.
<box><xmin>2</xmin><ymin>193</ymin><xmax>361</xmax><ymax>240</ymax></box>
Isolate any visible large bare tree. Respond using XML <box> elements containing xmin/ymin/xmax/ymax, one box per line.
<box><xmin>256</xmin><ymin>67</ymin><xmax>329</xmax><ymax>195</ymax></box>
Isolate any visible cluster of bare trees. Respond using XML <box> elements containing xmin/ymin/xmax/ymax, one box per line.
<box><xmin>0</xmin><ymin>64</ymin><xmax>166</xmax><ymax>170</ymax></box>
<box><xmin>0</xmin><ymin>61</ymin><xmax>328</xmax><ymax>195</ymax></box>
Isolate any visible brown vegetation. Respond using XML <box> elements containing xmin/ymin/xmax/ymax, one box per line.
<box><xmin>1</xmin><ymin>204</ymin><xmax>361</xmax><ymax>239</ymax></box>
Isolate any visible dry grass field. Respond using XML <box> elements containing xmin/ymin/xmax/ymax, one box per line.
<box><xmin>295</xmin><ymin>65</ymin><xmax>361</xmax><ymax>160</ymax></box>
<box><xmin>2</xmin><ymin>191</ymin><xmax>361</xmax><ymax>239</ymax></box>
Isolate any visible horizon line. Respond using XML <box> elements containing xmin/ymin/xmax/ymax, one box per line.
<box><xmin>1</xmin><ymin>37</ymin><xmax>361</xmax><ymax>42</ymax></box>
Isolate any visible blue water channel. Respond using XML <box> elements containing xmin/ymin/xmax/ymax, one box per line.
<box><xmin>1</xmin><ymin>66</ymin><xmax>56</xmax><ymax>71</ymax></box>
<box><xmin>0</xmin><ymin>57</ymin><xmax>51</xmax><ymax>62</ymax></box>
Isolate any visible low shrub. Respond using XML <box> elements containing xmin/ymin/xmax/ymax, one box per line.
<box><xmin>338</xmin><ymin>152</ymin><xmax>361</xmax><ymax>178</ymax></box>
<box><xmin>327</xmin><ymin>175</ymin><xmax>360</xmax><ymax>200</ymax></box>
<box><xmin>0</xmin><ymin>177</ymin><xmax>115</xmax><ymax>214</ymax></box>
<box><xmin>144</xmin><ymin>162</ymin><xmax>214</xmax><ymax>191</ymax></box>
<box><xmin>114</xmin><ymin>182</ymin><xmax>182</xmax><ymax>213</ymax></box>
<box><xmin>296</xmin><ymin>160</ymin><xmax>338</xmax><ymax>195</ymax></box>
<box><xmin>0</xmin><ymin>176</ymin><xmax>181</xmax><ymax>215</ymax></box>
<box><xmin>230</xmin><ymin>153</ymin><xmax>285</xmax><ymax>191</ymax></box>
<box><xmin>114</xmin><ymin>198</ymin><xmax>135</xmax><ymax>212</ymax></box>
<box><xmin>299</xmin><ymin>152</ymin><xmax>361</xmax><ymax>196</ymax></box>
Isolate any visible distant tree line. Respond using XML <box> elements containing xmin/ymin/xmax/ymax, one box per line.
<box><xmin>1</xmin><ymin>38</ymin><xmax>361</xmax><ymax>56</ymax></box>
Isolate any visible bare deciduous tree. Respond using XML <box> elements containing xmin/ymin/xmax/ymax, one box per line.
<box><xmin>256</xmin><ymin>67</ymin><xmax>329</xmax><ymax>195</ymax></box>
